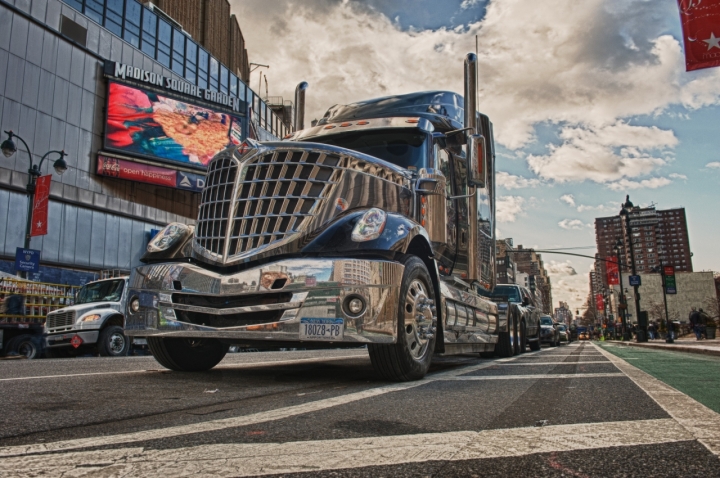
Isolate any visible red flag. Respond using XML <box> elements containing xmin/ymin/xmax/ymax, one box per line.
<box><xmin>30</xmin><ymin>175</ymin><xmax>51</xmax><ymax>237</ymax></box>
<box><xmin>606</xmin><ymin>256</ymin><xmax>619</xmax><ymax>285</ymax></box>
<box><xmin>677</xmin><ymin>0</ymin><xmax>720</xmax><ymax>71</ymax></box>
<box><xmin>595</xmin><ymin>294</ymin><xmax>605</xmax><ymax>312</ymax></box>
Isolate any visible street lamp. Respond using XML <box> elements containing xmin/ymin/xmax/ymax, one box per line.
<box><xmin>2</xmin><ymin>130</ymin><xmax>68</xmax><ymax>277</ymax></box>
<box><xmin>619</xmin><ymin>195</ymin><xmax>646</xmax><ymax>342</ymax></box>
<box><xmin>613</xmin><ymin>239</ymin><xmax>630</xmax><ymax>340</ymax></box>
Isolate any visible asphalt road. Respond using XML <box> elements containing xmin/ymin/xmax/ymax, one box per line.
<box><xmin>1</xmin><ymin>342</ymin><xmax>719</xmax><ymax>477</ymax></box>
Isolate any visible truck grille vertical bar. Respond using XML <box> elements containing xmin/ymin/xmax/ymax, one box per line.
<box><xmin>195</xmin><ymin>157</ymin><xmax>239</xmax><ymax>257</ymax></box>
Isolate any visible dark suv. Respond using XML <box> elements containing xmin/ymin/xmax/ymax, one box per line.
<box><xmin>479</xmin><ymin>284</ymin><xmax>542</xmax><ymax>354</ymax></box>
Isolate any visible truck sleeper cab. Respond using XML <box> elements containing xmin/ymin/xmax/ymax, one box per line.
<box><xmin>126</xmin><ymin>54</ymin><xmax>506</xmax><ymax>381</ymax></box>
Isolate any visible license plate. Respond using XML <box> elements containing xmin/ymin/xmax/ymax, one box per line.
<box><xmin>299</xmin><ymin>318</ymin><xmax>344</xmax><ymax>341</ymax></box>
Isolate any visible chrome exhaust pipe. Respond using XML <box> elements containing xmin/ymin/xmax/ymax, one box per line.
<box><xmin>465</xmin><ymin>53</ymin><xmax>479</xmax><ymax>284</ymax></box>
<box><xmin>294</xmin><ymin>82</ymin><xmax>308</xmax><ymax>131</ymax></box>
<box><xmin>464</xmin><ymin>53</ymin><xmax>478</xmax><ymax>134</ymax></box>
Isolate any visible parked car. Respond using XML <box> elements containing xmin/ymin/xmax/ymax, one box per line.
<box><xmin>539</xmin><ymin>315</ymin><xmax>560</xmax><ymax>346</ymax></box>
<box><xmin>479</xmin><ymin>284</ymin><xmax>542</xmax><ymax>355</ymax></box>
<box><xmin>557</xmin><ymin>323</ymin><xmax>570</xmax><ymax>343</ymax></box>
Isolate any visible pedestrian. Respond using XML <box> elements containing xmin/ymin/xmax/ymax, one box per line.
<box><xmin>648</xmin><ymin>321</ymin><xmax>655</xmax><ymax>340</ymax></box>
<box><xmin>689</xmin><ymin>307</ymin><xmax>702</xmax><ymax>340</ymax></box>
<box><xmin>699</xmin><ymin>309</ymin><xmax>710</xmax><ymax>340</ymax></box>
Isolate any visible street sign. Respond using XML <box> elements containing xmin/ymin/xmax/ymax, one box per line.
<box><xmin>664</xmin><ymin>265</ymin><xmax>676</xmax><ymax>294</ymax></box>
<box><xmin>629</xmin><ymin>275</ymin><xmax>641</xmax><ymax>286</ymax></box>
<box><xmin>14</xmin><ymin>248</ymin><xmax>40</xmax><ymax>273</ymax></box>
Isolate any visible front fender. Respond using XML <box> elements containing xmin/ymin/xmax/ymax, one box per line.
<box><xmin>77</xmin><ymin>309</ymin><xmax>124</xmax><ymax>330</ymax></box>
<box><xmin>301</xmin><ymin>211</ymin><xmax>429</xmax><ymax>255</ymax></box>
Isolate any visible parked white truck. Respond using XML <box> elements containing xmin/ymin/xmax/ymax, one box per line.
<box><xmin>44</xmin><ymin>277</ymin><xmax>132</xmax><ymax>358</ymax></box>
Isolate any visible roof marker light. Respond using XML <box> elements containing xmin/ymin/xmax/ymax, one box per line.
<box><xmin>324</xmin><ymin>125</ymin><xmax>336</xmax><ymax>129</ymax></box>
<box><xmin>340</xmin><ymin>122</ymin><xmax>352</xmax><ymax>127</ymax></box>
<box><xmin>405</xmin><ymin>119</ymin><xmax>420</xmax><ymax>124</ymax></box>
<box><xmin>357</xmin><ymin>121</ymin><xmax>370</xmax><ymax>125</ymax></box>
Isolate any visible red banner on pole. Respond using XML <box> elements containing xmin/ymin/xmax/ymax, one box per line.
<box><xmin>30</xmin><ymin>175</ymin><xmax>51</xmax><ymax>237</ymax></box>
<box><xmin>677</xmin><ymin>0</ymin><xmax>720</xmax><ymax>71</ymax></box>
<box><xmin>606</xmin><ymin>256</ymin><xmax>619</xmax><ymax>285</ymax></box>
<box><xmin>595</xmin><ymin>294</ymin><xmax>605</xmax><ymax>312</ymax></box>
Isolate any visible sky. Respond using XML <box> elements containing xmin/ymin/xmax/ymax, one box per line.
<box><xmin>229</xmin><ymin>0</ymin><xmax>720</xmax><ymax>312</ymax></box>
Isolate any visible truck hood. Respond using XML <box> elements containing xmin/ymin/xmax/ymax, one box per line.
<box><xmin>192</xmin><ymin>140</ymin><xmax>413</xmax><ymax>267</ymax></box>
<box><xmin>47</xmin><ymin>302</ymin><xmax>121</xmax><ymax>318</ymax></box>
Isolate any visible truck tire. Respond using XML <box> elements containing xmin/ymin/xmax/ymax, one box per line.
<box><xmin>7</xmin><ymin>335</ymin><xmax>40</xmax><ymax>359</ymax></box>
<box><xmin>517</xmin><ymin>321</ymin><xmax>527</xmax><ymax>354</ymax></box>
<box><xmin>496</xmin><ymin>310</ymin><xmax>516</xmax><ymax>357</ymax></box>
<box><xmin>148</xmin><ymin>337</ymin><xmax>229</xmax><ymax>372</ymax></box>
<box><xmin>98</xmin><ymin>326</ymin><xmax>131</xmax><ymax>357</ymax></box>
<box><xmin>529</xmin><ymin>327</ymin><xmax>541</xmax><ymax>351</ymax></box>
<box><xmin>368</xmin><ymin>256</ymin><xmax>436</xmax><ymax>381</ymax></box>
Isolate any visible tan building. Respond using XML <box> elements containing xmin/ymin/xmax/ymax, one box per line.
<box><xmin>623</xmin><ymin>272</ymin><xmax>716</xmax><ymax>324</ymax></box>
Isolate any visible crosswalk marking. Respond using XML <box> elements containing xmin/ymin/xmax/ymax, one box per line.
<box><xmin>1</xmin><ymin>419</ymin><xmax>690</xmax><ymax>477</ymax></box>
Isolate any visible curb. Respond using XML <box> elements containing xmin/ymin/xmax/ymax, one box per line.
<box><xmin>607</xmin><ymin>341</ymin><xmax>720</xmax><ymax>358</ymax></box>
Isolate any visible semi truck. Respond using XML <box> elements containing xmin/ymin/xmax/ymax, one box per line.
<box><xmin>126</xmin><ymin>54</ymin><xmax>532</xmax><ymax>381</ymax></box>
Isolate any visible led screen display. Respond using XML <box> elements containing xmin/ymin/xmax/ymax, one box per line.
<box><xmin>105</xmin><ymin>82</ymin><xmax>244</xmax><ymax>168</ymax></box>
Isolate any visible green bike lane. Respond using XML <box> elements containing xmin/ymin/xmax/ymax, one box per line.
<box><xmin>600</xmin><ymin>343</ymin><xmax>720</xmax><ymax>414</ymax></box>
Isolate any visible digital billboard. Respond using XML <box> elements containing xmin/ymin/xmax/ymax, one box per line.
<box><xmin>105</xmin><ymin>82</ymin><xmax>244</xmax><ymax>169</ymax></box>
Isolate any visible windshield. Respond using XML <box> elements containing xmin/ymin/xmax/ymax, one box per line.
<box><xmin>307</xmin><ymin>130</ymin><xmax>428</xmax><ymax>171</ymax></box>
<box><xmin>478</xmin><ymin>285</ymin><xmax>522</xmax><ymax>303</ymax></box>
<box><xmin>75</xmin><ymin>279</ymin><xmax>125</xmax><ymax>305</ymax></box>
<box><xmin>540</xmin><ymin>317</ymin><xmax>554</xmax><ymax>326</ymax></box>
<box><xmin>558</xmin><ymin>324</ymin><xmax>567</xmax><ymax>331</ymax></box>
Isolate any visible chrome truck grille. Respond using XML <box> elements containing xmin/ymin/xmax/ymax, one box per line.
<box><xmin>195</xmin><ymin>149</ymin><xmax>342</xmax><ymax>260</ymax></box>
<box><xmin>46</xmin><ymin>310</ymin><xmax>75</xmax><ymax>329</ymax></box>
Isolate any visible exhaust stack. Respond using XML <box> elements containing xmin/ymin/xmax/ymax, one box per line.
<box><xmin>294</xmin><ymin>82</ymin><xmax>309</xmax><ymax>131</ymax></box>
<box><xmin>465</xmin><ymin>53</ymin><xmax>479</xmax><ymax>285</ymax></box>
<box><xmin>464</xmin><ymin>53</ymin><xmax>478</xmax><ymax>134</ymax></box>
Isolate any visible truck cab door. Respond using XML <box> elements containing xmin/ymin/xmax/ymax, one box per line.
<box><xmin>435</xmin><ymin>147</ymin><xmax>458</xmax><ymax>273</ymax></box>
<box><xmin>449</xmin><ymin>152</ymin><xmax>470</xmax><ymax>278</ymax></box>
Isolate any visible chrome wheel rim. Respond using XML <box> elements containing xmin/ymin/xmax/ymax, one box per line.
<box><xmin>403</xmin><ymin>279</ymin><xmax>434</xmax><ymax>360</ymax></box>
<box><xmin>18</xmin><ymin>342</ymin><xmax>35</xmax><ymax>359</ymax></box>
<box><xmin>108</xmin><ymin>333</ymin><xmax>126</xmax><ymax>354</ymax></box>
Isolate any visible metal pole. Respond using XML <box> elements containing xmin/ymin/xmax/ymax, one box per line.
<box><xmin>660</xmin><ymin>261</ymin><xmax>673</xmax><ymax>343</ymax></box>
<box><xmin>623</xmin><ymin>204</ymin><xmax>644</xmax><ymax>342</ymax></box>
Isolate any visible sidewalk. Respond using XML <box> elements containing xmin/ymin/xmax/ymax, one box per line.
<box><xmin>607</xmin><ymin>338</ymin><xmax>720</xmax><ymax>357</ymax></box>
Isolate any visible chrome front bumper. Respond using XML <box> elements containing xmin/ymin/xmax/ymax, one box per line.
<box><xmin>125</xmin><ymin>258</ymin><xmax>403</xmax><ymax>344</ymax></box>
<box><xmin>46</xmin><ymin>330</ymin><xmax>100</xmax><ymax>348</ymax></box>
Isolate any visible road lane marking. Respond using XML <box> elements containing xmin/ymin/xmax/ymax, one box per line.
<box><xmin>594</xmin><ymin>343</ymin><xmax>720</xmax><ymax>456</ymax></box>
<box><xmin>498</xmin><ymin>361</ymin><xmax>611</xmax><ymax>365</ymax></box>
<box><xmin>446</xmin><ymin>373</ymin><xmax>625</xmax><ymax>380</ymax></box>
<box><xmin>0</xmin><ymin>355</ymin><xmax>516</xmax><ymax>457</ymax></box>
<box><xmin>0</xmin><ymin>354</ymin><xmax>369</xmax><ymax>382</ymax></box>
<box><xmin>0</xmin><ymin>419</ymin><xmax>690</xmax><ymax>476</ymax></box>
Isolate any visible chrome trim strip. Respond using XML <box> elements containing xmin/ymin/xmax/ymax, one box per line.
<box><xmin>162</xmin><ymin>301</ymin><xmax>305</xmax><ymax>316</ymax></box>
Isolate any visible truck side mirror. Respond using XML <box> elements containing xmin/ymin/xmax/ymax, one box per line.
<box><xmin>467</xmin><ymin>134</ymin><xmax>486</xmax><ymax>188</ymax></box>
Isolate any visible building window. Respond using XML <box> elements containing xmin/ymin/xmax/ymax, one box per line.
<box><xmin>105</xmin><ymin>0</ymin><xmax>124</xmax><ymax>37</ymax></box>
<box><xmin>85</xmin><ymin>0</ymin><xmax>104</xmax><ymax>24</ymax></box>
<box><xmin>185</xmin><ymin>41</ymin><xmax>197</xmax><ymax>83</ymax></box>
<box><xmin>210</xmin><ymin>57</ymin><xmax>219</xmax><ymax>91</ymax></box>
<box><xmin>141</xmin><ymin>7</ymin><xmax>157</xmax><ymax>57</ymax></box>
<box><xmin>157</xmin><ymin>18</ymin><xmax>172</xmax><ymax>67</ymax></box>
<box><xmin>220</xmin><ymin>66</ymin><xmax>229</xmax><ymax>94</ymax></box>
<box><xmin>123</xmin><ymin>0</ymin><xmax>141</xmax><ymax>48</ymax></box>
<box><xmin>172</xmin><ymin>30</ymin><xmax>185</xmax><ymax>76</ymax></box>
<box><xmin>198</xmin><ymin>49</ymin><xmax>209</xmax><ymax>89</ymax></box>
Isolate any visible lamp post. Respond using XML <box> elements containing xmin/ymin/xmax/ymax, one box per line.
<box><xmin>619</xmin><ymin>195</ymin><xmax>646</xmax><ymax>342</ymax></box>
<box><xmin>613</xmin><ymin>239</ymin><xmax>629</xmax><ymax>340</ymax></box>
<box><xmin>1</xmin><ymin>130</ymin><xmax>68</xmax><ymax>278</ymax></box>
<box><xmin>651</xmin><ymin>262</ymin><xmax>673</xmax><ymax>343</ymax></box>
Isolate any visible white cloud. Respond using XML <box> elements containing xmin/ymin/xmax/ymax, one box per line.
<box><xmin>668</xmin><ymin>173</ymin><xmax>687</xmax><ymax>180</ymax></box>
<box><xmin>577</xmin><ymin>203</ymin><xmax>617</xmax><ymax>213</ymax></box>
<box><xmin>560</xmin><ymin>194</ymin><xmax>575</xmax><ymax>207</ymax></box>
<box><xmin>547</xmin><ymin>260</ymin><xmax>578</xmax><ymax>276</ymax></box>
<box><xmin>496</xmin><ymin>171</ymin><xmax>541</xmax><ymax>189</ymax></box>
<box><xmin>605</xmin><ymin>177</ymin><xmax>672</xmax><ymax>191</ymax></box>
<box><xmin>460</xmin><ymin>0</ymin><xmax>483</xmax><ymax>9</ymax></box>
<box><xmin>558</xmin><ymin>219</ymin><xmax>587</xmax><ymax>230</ymax></box>
<box><xmin>496</xmin><ymin>196</ymin><xmax>525</xmax><ymax>222</ymax></box>
<box><xmin>527</xmin><ymin>122</ymin><xmax>677</xmax><ymax>184</ymax></box>
<box><xmin>706</xmin><ymin>162</ymin><xmax>720</xmax><ymax>169</ymax></box>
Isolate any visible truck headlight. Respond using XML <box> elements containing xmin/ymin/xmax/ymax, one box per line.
<box><xmin>351</xmin><ymin>209</ymin><xmax>387</xmax><ymax>242</ymax></box>
<box><xmin>81</xmin><ymin>314</ymin><xmax>102</xmax><ymax>322</ymax></box>
<box><xmin>147</xmin><ymin>223</ymin><xmax>189</xmax><ymax>252</ymax></box>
